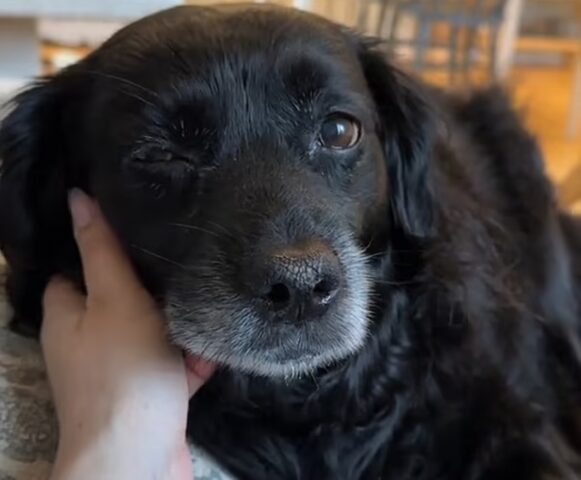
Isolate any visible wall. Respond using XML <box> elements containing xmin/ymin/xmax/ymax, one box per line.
<box><xmin>0</xmin><ymin>18</ymin><xmax>38</xmax><ymax>92</ymax></box>
<box><xmin>0</xmin><ymin>0</ymin><xmax>181</xmax><ymax>20</ymax></box>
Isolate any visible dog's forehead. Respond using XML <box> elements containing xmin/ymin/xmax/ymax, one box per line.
<box><xmin>127</xmin><ymin>5</ymin><xmax>348</xmax><ymax>47</ymax></box>
<box><xmin>83</xmin><ymin>5</ymin><xmax>375</xmax><ymax>156</ymax></box>
<box><xmin>97</xmin><ymin>5</ymin><xmax>360</xmax><ymax>80</ymax></box>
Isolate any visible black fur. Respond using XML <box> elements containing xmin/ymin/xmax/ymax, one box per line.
<box><xmin>1</xmin><ymin>5</ymin><xmax>581</xmax><ymax>479</ymax></box>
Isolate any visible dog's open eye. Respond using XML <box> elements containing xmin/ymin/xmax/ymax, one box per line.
<box><xmin>319</xmin><ymin>114</ymin><xmax>361</xmax><ymax>150</ymax></box>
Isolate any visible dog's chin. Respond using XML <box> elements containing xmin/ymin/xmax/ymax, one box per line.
<box><xmin>169</xmin><ymin>311</ymin><xmax>370</xmax><ymax>379</ymax></box>
<box><xmin>181</xmin><ymin>334</ymin><xmax>368</xmax><ymax>379</ymax></box>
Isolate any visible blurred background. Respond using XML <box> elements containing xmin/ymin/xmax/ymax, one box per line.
<box><xmin>0</xmin><ymin>0</ymin><xmax>579</xmax><ymax>210</ymax></box>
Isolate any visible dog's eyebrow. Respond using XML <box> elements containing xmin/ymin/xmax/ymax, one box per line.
<box><xmin>278</xmin><ymin>54</ymin><xmax>374</xmax><ymax>116</ymax></box>
<box><xmin>279</xmin><ymin>56</ymin><xmax>328</xmax><ymax>96</ymax></box>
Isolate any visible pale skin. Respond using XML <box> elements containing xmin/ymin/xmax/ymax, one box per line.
<box><xmin>42</xmin><ymin>189</ymin><xmax>215</xmax><ymax>480</ymax></box>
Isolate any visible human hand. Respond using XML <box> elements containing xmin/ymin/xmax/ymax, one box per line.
<box><xmin>42</xmin><ymin>189</ymin><xmax>214</xmax><ymax>480</ymax></box>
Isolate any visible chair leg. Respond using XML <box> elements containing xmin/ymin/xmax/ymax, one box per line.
<box><xmin>414</xmin><ymin>17</ymin><xmax>431</xmax><ymax>73</ymax></box>
<box><xmin>385</xmin><ymin>3</ymin><xmax>402</xmax><ymax>51</ymax></box>
<box><xmin>494</xmin><ymin>0</ymin><xmax>524</xmax><ymax>80</ymax></box>
<box><xmin>376</xmin><ymin>0</ymin><xmax>390</xmax><ymax>37</ymax></box>
<box><xmin>489</xmin><ymin>25</ymin><xmax>499</xmax><ymax>81</ymax></box>
<box><xmin>567</xmin><ymin>52</ymin><xmax>581</xmax><ymax>139</ymax></box>
<box><xmin>356</xmin><ymin>0</ymin><xmax>371</xmax><ymax>33</ymax></box>
<box><xmin>462</xmin><ymin>28</ymin><xmax>476</xmax><ymax>84</ymax></box>
<box><xmin>449</xmin><ymin>25</ymin><xmax>460</xmax><ymax>86</ymax></box>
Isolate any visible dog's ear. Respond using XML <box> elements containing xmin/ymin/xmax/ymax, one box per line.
<box><xmin>356</xmin><ymin>42</ymin><xmax>436</xmax><ymax>239</ymax></box>
<box><xmin>1</xmin><ymin>81</ymin><xmax>63</xmax><ymax>256</ymax></box>
<box><xmin>0</xmin><ymin>73</ymin><xmax>86</xmax><ymax>332</ymax></box>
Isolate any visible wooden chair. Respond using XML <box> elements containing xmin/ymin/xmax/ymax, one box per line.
<box><xmin>360</xmin><ymin>0</ymin><xmax>508</xmax><ymax>85</ymax></box>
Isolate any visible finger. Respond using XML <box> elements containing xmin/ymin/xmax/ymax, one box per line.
<box><xmin>41</xmin><ymin>276</ymin><xmax>85</xmax><ymax>347</ymax></box>
<box><xmin>69</xmin><ymin>189</ymin><xmax>141</xmax><ymax>303</ymax></box>
<box><xmin>184</xmin><ymin>355</ymin><xmax>216</xmax><ymax>397</ymax></box>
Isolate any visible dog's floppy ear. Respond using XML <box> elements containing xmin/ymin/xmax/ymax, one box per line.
<box><xmin>0</xmin><ymin>73</ymin><xmax>86</xmax><ymax>332</ymax></box>
<box><xmin>357</xmin><ymin>42</ymin><xmax>436</xmax><ymax>239</ymax></box>
<box><xmin>1</xmin><ymin>81</ymin><xmax>65</xmax><ymax>255</ymax></box>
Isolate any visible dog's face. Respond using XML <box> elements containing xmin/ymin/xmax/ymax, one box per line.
<box><xmin>0</xmin><ymin>6</ymin><xmax>434</xmax><ymax>377</ymax></box>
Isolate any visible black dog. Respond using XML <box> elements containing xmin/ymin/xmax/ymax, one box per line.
<box><xmin>1</xmin><ymin>5</ymin><xmax>581</xmax><ymax>479</ymax></box>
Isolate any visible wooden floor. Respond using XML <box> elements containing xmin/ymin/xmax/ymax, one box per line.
<box><xmin>510</xmin><ymin>65</ymin><xmax>581</xmax><ymax>212</ymax></box>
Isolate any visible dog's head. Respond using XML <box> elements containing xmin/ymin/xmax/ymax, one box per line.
<box><xmin>0</xmin><ymin>5</ymin><xmax>434</xmax><ymax>377</ymax></box>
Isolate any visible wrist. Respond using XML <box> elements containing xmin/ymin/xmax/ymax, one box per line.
<box><xmin>52</xmin><ymin>421</ymin><xmax>173</xmax><ymax>480</ymax></box>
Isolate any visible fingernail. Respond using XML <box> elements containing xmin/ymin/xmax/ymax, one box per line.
<box><xmin>68</xmin><ymin>189</ymin><xmax>93</xmax><ymax>230</ymax></box>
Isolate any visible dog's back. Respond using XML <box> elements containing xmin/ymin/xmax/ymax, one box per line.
<box><xmin>560</xmin><ymin>213</ymin><xmax>581</xmax><ymax>308</ymax></box>
<box><xmin>452</xmin><ymin>87</ymin><xmax>581</xmax><ymax>317</ymax></box>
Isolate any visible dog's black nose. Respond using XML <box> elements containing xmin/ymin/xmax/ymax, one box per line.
<box><xmin>252</xmin><ymin>240</ymin><xmax>342</xmax><ymax>319</ymax></box>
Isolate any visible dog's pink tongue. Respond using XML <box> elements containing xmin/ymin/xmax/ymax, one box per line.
<box><xmin>184</xmin><ymin>353</ymin><xmax>216</xmax><ymax>381</ymax></box>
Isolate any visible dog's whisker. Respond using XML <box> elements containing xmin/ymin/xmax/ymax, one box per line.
<box><xmin>75</xmin><ymin>69</ymin><xmax>159</xmax><ymax>98</ymax></box>
<box><xmin>362</xmin><ymin>236</ymin><xmax>375</xmax><ymax>253</ymax></box>
<box><xmin>372</xmin><ymin>279</ymin><xmax>420</xmax><ymax>286</ymax></box>
<box><xmin>131</xmin><ymin>244</ymin><xmax>187</xmax><ymax>268</ymax></box>
<box><xmin>309</xmin><ymin>370</ymin><xmax>320</xmax><ymax>391</ymax></box>
<box><xmin>203</xmin><ymin>220</ymin><xmax>238</xmax><ymax>241</ymax></box>
<box><xmin>168</xmin><ymin>222</ymin><xmax>224</xmax><ymax>239</ymax></box>
<box><xmin>363</xmin><ymin>251</ymin><xmax>385</xmax><ymax>261</ymax></box>
<box><xmin>115</xmin><ymin>88</ymin><xmax>156</xmax><ymax>108</ymax></box>
<box><xmin>164</xmin><ymin>40</ymin><xmax>192</xmax><ymax>76</ymax></box>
